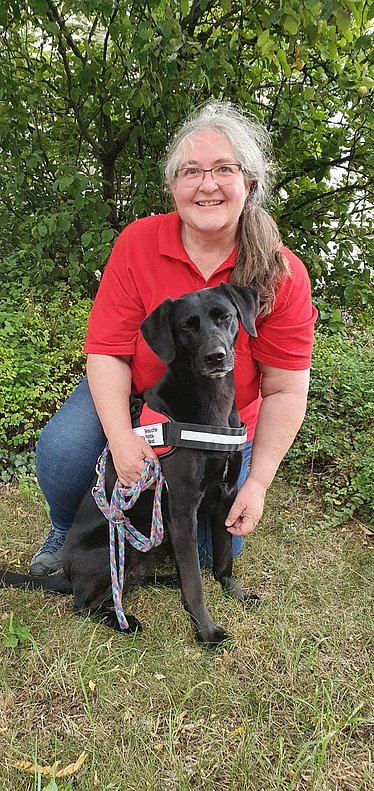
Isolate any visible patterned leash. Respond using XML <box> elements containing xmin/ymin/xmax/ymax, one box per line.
<box><xmin>92</xmin><ymin>444</ymin><xmax>165</xmax><ymax>630</ymax></box>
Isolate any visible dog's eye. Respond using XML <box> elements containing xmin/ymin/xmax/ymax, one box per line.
<box><xmin>181</xmin><ymin>316</ymin><xmax>200</xmax><ymax>332</ymax></box>
<box><xmin>216</xmin><ymin>314</ymin><xmax>231</xmax><ymax>324</ymax></box>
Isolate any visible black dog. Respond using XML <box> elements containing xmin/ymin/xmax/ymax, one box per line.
<box><xmin>1</xmin><ymin>284</ymin><xmax>259</xmax><ymax>647</ymax></box>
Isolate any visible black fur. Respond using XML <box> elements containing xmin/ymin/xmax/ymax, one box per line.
<box><xmin>1</xmin><ymin>284</ymin><xmax>260</xmax><ymax>647</ymax></box>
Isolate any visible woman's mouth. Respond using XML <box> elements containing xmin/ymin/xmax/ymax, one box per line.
<box><xmin>195</xmin><ymin>200</ymin><xmax>224</xmax><ymax>207</ymax></box>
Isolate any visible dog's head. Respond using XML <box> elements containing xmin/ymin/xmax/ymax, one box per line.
<box><xmin>141</xmin><ymin>284</ymin><xmax>259</xmax><ymax>379</ymax></box>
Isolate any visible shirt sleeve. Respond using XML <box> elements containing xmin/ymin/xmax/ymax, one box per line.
<box><xmin>250</xmin><ymin>248</ymin><xmax>318</xmax><ymax>370</ymax></box>
<box><xmin>83</xmin><ymin>231</ymin><xmax>146</xmax><ymax>355</ymax></box>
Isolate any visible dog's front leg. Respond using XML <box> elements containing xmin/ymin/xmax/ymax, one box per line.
<box><xmin>167</xmin><ymin>501</ymin><xmax>229</xmax><ymax>648</ymax></box>
<box><xmin>211</xmin><ymin>500</ymin><xmax>261</xmax><ymax>606</ymax></box>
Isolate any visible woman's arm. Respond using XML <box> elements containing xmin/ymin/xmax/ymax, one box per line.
<box><xmin>86</xmin><ymin>353</ymin><xmax>158</xmax><ymax>486</ymax></box>
<box><xmin>225</xmin><ymin>364</ymin><xmax>310</xmax><ymax>535</ymax></box>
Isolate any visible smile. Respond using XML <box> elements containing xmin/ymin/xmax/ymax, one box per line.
<box><xmin>195</xmin><ymin>200</ymin><xmax>224</xmax><ymax>207</ymax></box>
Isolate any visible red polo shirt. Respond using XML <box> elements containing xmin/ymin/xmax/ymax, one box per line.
<box><xmin>84</xmin><ymin>212</ymin><xmax>317</xmax><ymax>438</ymax></box>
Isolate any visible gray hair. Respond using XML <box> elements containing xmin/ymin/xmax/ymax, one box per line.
<box><xmin>164</xmin><ymin>100</ymin><xmax>289</xmax><ymax>313</ymax></box>
<box><xmin>164</xmin><ymin>100</ymin><xmax>274</xmax><ymax>207</ymax></box>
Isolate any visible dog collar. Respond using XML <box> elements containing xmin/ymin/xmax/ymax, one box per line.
<box><xmin>133</xmin><ymin>403</ymin><xmax>247</xmax><ymax>453</ymax></box>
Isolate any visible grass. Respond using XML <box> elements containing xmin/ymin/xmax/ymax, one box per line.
<box><xmin>0</xmin><ymin>478</ymin><xmax>373</xmax><ymax>791</ymax></box>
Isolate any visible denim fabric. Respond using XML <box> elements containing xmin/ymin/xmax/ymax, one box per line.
<box><xmin>197</xmin><ymin>439</ymin><xmax>253</xmax><ymax>568</ymax></box>
<box><xmin>36</xmin><ymin>376</ymin><xmax>252</xmax><ymax>565</ymax></box>
<box><xmin>36</xmin><ymin>377</ymin><xmax>107</xmax><ymax>533</ymax></box>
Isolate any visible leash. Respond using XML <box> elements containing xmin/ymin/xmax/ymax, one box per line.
<box><xmin>92</xmin><ymin>444</ymin><xmax>165</xmax><ymax>630</ymax></box>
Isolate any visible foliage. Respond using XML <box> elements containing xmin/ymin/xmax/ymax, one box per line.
<box><xmin>0</xmin><ymin>0</ymin><xmax>372</xmax><ymax>313</ymax></box>
<box><xmin>42</xmin><ymin>782</ymin><xmax>73</xmax><ymax>791</ymax></box>
<box><xmin>2</xmin><ymin>611</ymin><xmax>34</xmax><ymax>649</ymax></box>
<box><xmin>1</xmin><ymin>291</ymin><xmax>372</xmax><ymax>530</ymax></box>
<box><xmin>283</xmin><ymin>327</ymin><xmax>374</xmax><ymax>526</ymax></box>
<box><xmin>0</xmin><ymin>288</ymin><xmax>90</xmax><ymax>481</ymax></box>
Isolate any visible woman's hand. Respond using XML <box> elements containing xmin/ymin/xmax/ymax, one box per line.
<box><xmin>225</xmin><ymin>478</ymin><xmax>266</xmax><ymax>536</ymax></box>
<box><xmin>110</xmin><ymin>429</ymin><xmax>159</xmax><ymax>488</ymax></box>
<box><xmin>225</xmin><ymin>366</ymin><xmax>310</xmax><ymax>537</ymax></box>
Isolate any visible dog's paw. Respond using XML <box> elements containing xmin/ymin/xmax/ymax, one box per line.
<box><xmin>123</xmin><ymin>614</ymin><xmax>142</xmax><ymax>634</ymax></box>
<box><xmin>123</xmin><ymin>613</ymin><xmax>143</xmax><ymax>634</ymax></box>
<box><xmin>196</xmin><ymin>625</ymin><xmax>229</xmax><ymax>649</ymax></box>
<box><xmin>217</xmin><ymin>574</ymin><xmax>261</xmax><ymax>606</ymax></box>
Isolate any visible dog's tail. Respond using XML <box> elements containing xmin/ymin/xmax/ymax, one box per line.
<box><xmin>0</xmin><ymin>569</ymin><xmax>73</xmax><ymax>594</ymax></box>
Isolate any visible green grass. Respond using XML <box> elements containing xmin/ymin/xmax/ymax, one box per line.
<box><xmin>0</xmin><ymin>479</ymin><xmax>373</xmax><ymax>791</ymax></box>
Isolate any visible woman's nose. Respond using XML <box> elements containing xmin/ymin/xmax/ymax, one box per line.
<box><xmin>198</xmin><ymin>171</ymin><xmax>220</xmax><ymax>192</ymax></box>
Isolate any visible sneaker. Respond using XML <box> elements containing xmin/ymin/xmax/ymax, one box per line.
<box><xmin>29</xmin><ymin>527</ymin><xmax>67</xmax><ymax>575</ymax></box>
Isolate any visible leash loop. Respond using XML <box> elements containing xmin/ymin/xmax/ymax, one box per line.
<box><xmin>92</xmin><ymin>444</ymin><xmax>165</xmax><ymax>630</ymax></box>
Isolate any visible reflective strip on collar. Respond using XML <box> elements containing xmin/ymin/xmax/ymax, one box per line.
<box><xmin>180</xmin><ymin>428</ymin><xmax>245</xmax><ymax>445</ymax></box>
<box><xmin>133</xmin><ymin>421</ymin><xmax>247</xmax><ymax>452</ymax></box>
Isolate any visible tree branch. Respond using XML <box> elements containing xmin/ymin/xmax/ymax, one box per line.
<box><xmin>275</xmin><ymin>153</ymin><xmax>363</xmax><ymax>191</ymax></box>
<box><xmin>45</xmin><ymin>0</ymin><xmax>87</xmax><ymax>63</ymax></box>
<box><xmin>56</xmin><ymin>34</ymin><xmax>103</xmax><ymax>157</ymax></box>
<box><xmin>105</xmin><ymin>126</ymin><xmax>132</xmax><ymax>163</ymax></box>
<box><xmin>87</xmin><ymin>14</ymin><xmax>100</xmax><ymax>47</ymax></box>
<box><xmin>281</xmin><ymin>180</ymin><xmax>372</xmax><ymax>216</ymax></box>
<box><xmin>181</xmin><ymin>0</ymin><xmax>217</xmax><ymax>36</ymax></box>
<box><xmin>195</xmin><ymin>7</ymin><xmax>244</xmax><ymax>43</ymax></box>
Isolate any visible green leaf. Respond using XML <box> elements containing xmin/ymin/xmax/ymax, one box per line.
<box><xmin>277</xmin><ymin>48</ymin><xmax>291</xmax><ymax>77</ymax></box>
<box><xmin>335</xmin><ymin>8</ymin><xmax>351</xmax><ymax>36</ymax></box>
<box><xmin>2</xmin><ymin>613</ymin><xmax>34</xmax><ymax>649</ymax></box>
<box><xmin>42</xmin><ymin>780</ymin><xmax>58</xmax><ymax>791</ymax></box>
<box><xmin>59</xmin><ymin>216</ymin><xmax>72</xmax><ymax>232</ymax></box>
<box><xmin>306</xmin><ymin>23</ymin><xmax>319</xmax><ymax>44</ymax></box>
<box><xmin>32</xmin><ymin>0</ymin><xmax>49</xmax><ymax>17</ymax></box>
<box><xmin>15</xmin><ymin>624</ymin><xmax>34</xmax><ymax>642</ymax></box>
<box><xmin>283</xmin><ymin>15</ymin><xmax>299</xmax><ymax>35</ymax></box>
<box><xmin>59</xmin><ymin>175</ymin><xmax>75</xmax><ymax>191</ymax></box>
<box><xmin>304</xmin><ymin>86</ymin><xmax>314</xmax><ymax>99</ymax></box>
<box><xmin>81</xmin><ymin>232</ymin><xmax>92</xmax><ymax>247</ymax></box>
<box><xmin>74</xmin><ymin>194</ymin><xmax>85</xmax><ymax>210</ymax></box>
<box><xmin>3</xmin><ymin>633</ymin><xmax>19</xmax><ymax>648</ymax></box>
<box><xmin>257</xmin><ymin>29</ymin><xmax>270</xmax><ymax>49</ymax></box>
<box><xmin>101</xmin><ymin>228</ymin><xmax>114</xmax><ymax>243</ymax></box>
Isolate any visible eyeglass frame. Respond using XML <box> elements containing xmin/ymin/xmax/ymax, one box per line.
<box><xmin>174</xmin><ymin>163</ymin><xmax>244</xmax><ymax>184</ymax></box>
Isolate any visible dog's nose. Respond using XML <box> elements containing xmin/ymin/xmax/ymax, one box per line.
<box><xmin>205</xmin><ymin>348</ymin><xmax>227</xmax><ymax>366</ymax></box>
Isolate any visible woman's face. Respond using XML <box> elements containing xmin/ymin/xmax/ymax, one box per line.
<box><xmin>171</xmin><ymin>128</ymin><xmax>250</xmax><ymax>238</ymax></box>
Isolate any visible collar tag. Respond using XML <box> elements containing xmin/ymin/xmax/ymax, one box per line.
<box><xmin>133</xmin><ymin>423</ymin><xmax>165</xmax><ymax>446</ymax></box>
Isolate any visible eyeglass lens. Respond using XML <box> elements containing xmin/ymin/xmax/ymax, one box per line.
<box><xmin>177</xmin><ymin>164</ymin><xmax>241</xmax><ymax>184</ymax></box>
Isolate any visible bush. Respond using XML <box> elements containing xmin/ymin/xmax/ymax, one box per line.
<box><xmin>1</xmin><ymin>295</ymin><xmax>373</xmax><ymax>530</ymax></box>
<box><xmin>283</xmin><ymin>328</ymin><xmax>373</xmax><ymax>527</ymax></box>
<box><xmin>0</xmin><ymin>288</ymin><xmax>91</xmax><ymax>481</ymax></box>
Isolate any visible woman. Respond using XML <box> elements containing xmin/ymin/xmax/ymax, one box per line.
<box><xmin>31</xmin><ymin>101</ymin><xmax>317</xmax><ymax>575</ymax></box>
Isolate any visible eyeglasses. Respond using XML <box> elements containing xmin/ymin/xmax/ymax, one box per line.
<box><xmin>175</xmin><ymin>163</ymin><xmax>242</xmax><ymax>185</ymax></box>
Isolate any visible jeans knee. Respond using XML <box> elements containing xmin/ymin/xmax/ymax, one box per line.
<box><xmin>36</xmin><ymin>412</ymin><xmax>87</xmax><ymax>488</ymax></box>
<box><xmin>36</xmin><ymin>417</ymin><xmax>63</xmax><ymax>472</ymax></box>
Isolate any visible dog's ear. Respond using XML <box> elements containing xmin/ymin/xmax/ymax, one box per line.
<box><xmin>140</xmin><ymin>298</ymin><xmax>176</xmax><ymax>363</ymax></box>
<box><xmin>217</xmin><ymin>283</ymin><xmax>259</xmax><ymax>337</ymax></box>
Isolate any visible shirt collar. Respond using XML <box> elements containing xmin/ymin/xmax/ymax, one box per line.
<box><xmin>158</xmin><ymin>211</ymin><xmax>237</xmax><ymax>276</ymax></box>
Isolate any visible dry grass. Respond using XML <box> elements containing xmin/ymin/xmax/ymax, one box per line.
<box><xmin>0</xmin><ymin>479</ymin><xmax>373</xmax><ymax>791</ymax></box>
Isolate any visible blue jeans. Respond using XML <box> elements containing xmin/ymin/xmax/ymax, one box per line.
<box><xmin>36</xmin><ymin>377</ymin><xmax>252</xmax><ymax>568</ymax></box>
